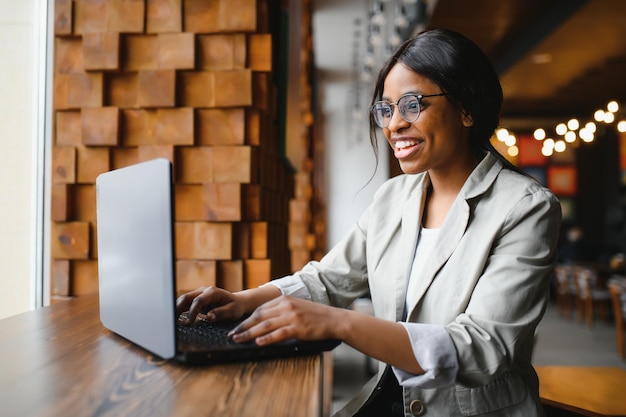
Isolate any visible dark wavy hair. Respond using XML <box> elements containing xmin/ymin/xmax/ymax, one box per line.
<box><xmin>369</xmin><ymin>28</ymin><xmax>522</xmax><ymax>173</ymax></box>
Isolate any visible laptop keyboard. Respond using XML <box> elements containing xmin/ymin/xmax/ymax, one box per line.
<box><xmin>176</xmin><ymin>317</ymin><xmax>239</xmax><ymax>348</ymax></box>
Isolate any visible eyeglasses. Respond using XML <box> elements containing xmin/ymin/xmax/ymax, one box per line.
<box><xmin>370</xmin><ymin>93</ymin><xmax>447</xmax><ymax>128</ymax></box>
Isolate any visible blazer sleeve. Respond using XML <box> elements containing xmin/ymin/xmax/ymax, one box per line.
<box><xmin>446</xmin><ymin>187</ymin><xmax>561</xmax><ymax>386</ymax></box>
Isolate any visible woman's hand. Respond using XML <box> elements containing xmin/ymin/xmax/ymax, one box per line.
<box><xmin>176</xmin><ymin>286</ymin><xmax>247</xmax><ymax>325</ymax></box>
<box><xmin>228</xmin><ymin>296</ymin><xmax>341</xmax><ymax>345</ymax></box>
<box><xmin>176</xmin><ymin>285</ymin><xmax>282</xmax><ymax>325</ymax></box>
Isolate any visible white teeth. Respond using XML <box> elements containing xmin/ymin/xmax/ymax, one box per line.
<box><xmin>395</xmin><ymin>140</ymin><xmax>417</xmax><ymax>149</ymax></box>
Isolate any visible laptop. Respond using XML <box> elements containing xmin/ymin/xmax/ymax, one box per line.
<box><xmin>96</xmin><ymin>158</ymin><xmax>340</xmax><ymax>365</ymax></box>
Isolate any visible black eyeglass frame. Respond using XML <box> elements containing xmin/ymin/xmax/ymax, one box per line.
<box><xmin>370</xmin><ymin>93</ymin><xmax>448</xmax><ymax>128</ymax></box>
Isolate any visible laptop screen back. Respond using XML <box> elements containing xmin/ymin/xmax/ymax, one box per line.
<box><xmin>96</xmin><ymin>158</ymin><xmax>177</xmax><ymax>359</ymax></box>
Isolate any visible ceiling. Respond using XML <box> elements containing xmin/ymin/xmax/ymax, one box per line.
<box><xmin>312</xmin><ymin>0</ymin><xmax>626</xmax><ymax>133</ymax></box>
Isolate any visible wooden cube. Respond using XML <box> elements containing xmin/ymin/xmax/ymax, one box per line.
<box><xmin>244</xmin><ymin>184</ymin><xmax>262</xmax><ymax>220</ymax></box>
<box><xmin>197</xmin><ymin>108</ymin><xmax>245</xmax><ymax>145</ymax></box>
<box><xmin>51</xmin><ymin>221</ymin><xmax>90</xmax><ymax>259</ymax></box>
<box><xmin>217</xmin><ymin>260</ymin><xmax>243</xmax><ymax>292</ymax></box>
<box><xmin>108</xmin><ymin>0</ymin><xmax>145</xmax><ymax>33</ymax></box>
<box><xmin>83</xmin><ymin>32</ymin><xmax>119</xmax><ymax>71</ymax></box>
<box><xmin>73</xmin><ymin>184</ymin><xmax>96</xmax><ymax>222</ymax></box>
<box><xmin>123</xmin><ymin>35</ymin><xmax>159</xmax><ymax>71</ymax></box>
<box><xmin>76</xmin><ymin>145</ymin><xmax>110</xmax><ymax>183</ymax></box>
<box><xmin>248</xmin><ymin>34</ymin><xmax>272</xmax><ymax>72</ymax></box>
<box><xmin>179</xmin><ymin>71</ymin><xmax>216</xmax><ymax>107</ymax></box>
<box><xmin>176</xmin><ymin>260</ymin><xmax>217</xmax><ymax>293</ymax></box>
<box><xmin>112</xmin><ymin>147</ymin><xmax>140</xmax><ymax>169</ymax></box>
<box><xmin>204</xmin><ymin>183</ymin><xmax>242</xmax><ymax>221</ymax></box>
<box><xmin>214</xmin><ymin>69</ymin><xmax>252</xmax><ymax>107</ymax></box>
<box><xmin>107</xmin><ymin>72</ymin><xmax>139</xmax><ymax>108</ymax></box>
<box><xmin>66</xmin><ymin>72</ymin><xmax>103</xmax><ymax>108</ymax></box>
<box><xmin>122</xmin><ymin>109</ymin><xmax>157</xmax><ymax>146</ymax></box>
<box><xmin>197</xmin><ymin>34</ymin><xmax>246</xmax><ymax>70</ymax></box>
<box><xmin>249</xmin><ymin>222</ymin><xmax>268</xmax><ymax>259</ymax></box>
<box><xmin>56</xmin><ymin>110</ymin><xmax>82</xmax><ymax>146</ymax></box>
<box><xmin>218</xmin><ymin>0</ymin><xmax>256</xmax><ymax>32</ymax></box>
<box><xmin>51</xmin><ymin>259</ymin><xmax>70</xmax><ymax>296</ymax></box>
<box><xmin>155</xmin><ymin>108</ymin><xmax>194</xmax><ymax>145</ymax></box>
<box><xmin>55</xmin><ymin>37</ymin><xmax>82</xmax><ymax>74</ymax></box>
<box><xmin>138</xmin><ymin>70</ymin><xmax>176</xmax><ymax>108</ymax></box>
<box><xmin>244</xmin><ymin>259</ymin><xmax>271</xmax><ymax>288</ymax></box>
<box><xmin>73</xmin><ymin>0</ymin><xmax>108</xmax><ymax>34</ymax></box>
<box><xmin>147</xmin><ymin>0</ymin><xmax>182</xmax><ymax>34</ymax></box>
<box><xmin>72</xmin><ymin>260</ymin><xmax>99</xmax><ymax>295</ymax></box>
<box><xmin>54</xmin><ymin>0</ymin><xmax>73</xmax><ymax>36</ymax></box>
<box><xmin>175</xmin><ymin>221</ymin><xmax>232</xmax><ymax>260</ymax></box>
<box><xmin>175</xmin><ymin>184</ymin><xmax>204</xmax><ymax>220</ymax></box>
<box><xmin>52</xmin><ymin>146</ymin><xmax>76</xmax><ymax>184</ymax></box>
<box><xmin>158</xmin><ymin>32</ymin><xmax>194</xmax><ymax>69</ymax></box>
<box><xmin>212</xmin><ymin>146</ymin><xmax>255</xmax><ymax>183</ymax></box>
<box><xmin>138</xmin><ymin>145</ymin><xmax>174</xmax><ymax>162</ymax></box>
<box><xmin>82</xmin><ymin>107</ymin><xmax>119</xmax><ymax>146</ymax></box>
<box><xmin>289</xmin><ymin>199</ymin><xmax>311</xmax><ymax>224</ymax></box>
<box><xmin>51</xmin><ymin>184</ymin><xmax>72</xmax><ymax>221</ymax></box>
<box><xmin>176</xmin><ymin>146</ymin><xmax>213</xmax><ymax>183</ymax></box>
<box><xmin>183</xmin><ymin>0</ymin><xmax>219</xmax><ymax>33</ymax></box>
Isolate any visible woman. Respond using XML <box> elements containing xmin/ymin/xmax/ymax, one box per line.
<box><xmin>177</xmin><ymin>29</ymin><xmax>561</xmax><ymax>417</ymax></box>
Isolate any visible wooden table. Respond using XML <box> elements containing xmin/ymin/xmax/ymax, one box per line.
<box><xmin>536</xmin><ymin>366</ymin><xmax>626</xmax><ymax>416</ymax></box>
<box><xmin>0</xmin><ymin>296</ymin><xmax>333</xmax><ymax>417</ymax></box>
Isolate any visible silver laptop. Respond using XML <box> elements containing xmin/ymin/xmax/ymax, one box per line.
<box><xmin>96</xmin><ymin>158</ymin><xmax>339</xmax><ymax>365</ymax></box>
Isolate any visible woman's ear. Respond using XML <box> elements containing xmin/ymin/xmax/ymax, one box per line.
<box><xmin>462</xmin><ymin>111</ymin><xmax>474</xmax><ymax>127</ymax></box>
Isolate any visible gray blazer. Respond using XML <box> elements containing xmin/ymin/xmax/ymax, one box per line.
<box><xmin>292</xmin><ymin>153</ymin><xmax>561</xmax><ymax>416</ymax></box>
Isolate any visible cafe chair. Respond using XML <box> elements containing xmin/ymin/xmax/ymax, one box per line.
<box><xmin>574</xmin><ymin>267</ymin><xmax>611</xmax><ymax>328</ymax></box>
<box><xmin>554</xmin><ymin>264</ymin><xmax>577</xmax><ymax>319</ymax></box>
<box><xmin>608</xmin><ymin>277</ymin><xmax>626</xmax><ymax>360</ymax></box>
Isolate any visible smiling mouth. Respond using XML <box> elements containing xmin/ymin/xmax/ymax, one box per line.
<box><xmin>394</xmin><ymin>139</ymin><xmax>420</xmax><ymax>150</ymax></box>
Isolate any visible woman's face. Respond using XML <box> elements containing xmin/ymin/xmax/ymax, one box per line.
<box><xmin>381</xmin><ymin>63</ymin><xmax>473</xmax><ymax>175</ymax></box>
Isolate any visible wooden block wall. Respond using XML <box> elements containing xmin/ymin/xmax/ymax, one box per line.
<box><xmin>51</xmin><ymin>0</ymin><xmax>294</xmax><ymax>300</ymax></box>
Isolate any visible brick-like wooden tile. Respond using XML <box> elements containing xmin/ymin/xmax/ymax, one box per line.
<box><xmin>56</xmin><ymin>110</ymin><xmax>82</xmax><ymax>146</ymax></box>
<box><xmin>108</xmin><ymin>0</ymin><xmax>145</xmax><ymax>33</ymax></box>
<box><xmin>197</xmin><ymin>34</ymin><xmax>246</xmax><ymax>70</ymax></box>
<box><xmin>217</xmin><ymin>260</ymin><xmax>243</xmax><ymax>292</ymax></box>
<box><xmin>244</xmin><ymin>259</ymin><xmax>271</xmax><ymax>288</ymax></box>
<box><xmin>82</xmin><ymin>107</ymin><xmax>119</xmax><ymax>146</ymax></box>
<box><xmin>204</xmin><ymin>183</ymin><xmax>242</xmax><ymax>221</ymax></box>
<box><xmin>51</xmin><ymin>259</ymin><xmax>70</xmax><ymax>296</ymax></box>
<box><xmin>175</xmin><ymin>221</ymin><xmax>232</xmax><ymax>260</ymax></box>
<box><xmin>183</xmin><ymin>0</ymin><xmax>219</xmax><ymax>33</ymax></box>
<box><xmin>55</xmin><ymin>37</ymin><xmax>83</xmax><ymax>74</ymax></box>
<box><xmin>83</xmin><ymin>32</ymin><xmax>120</xmax><ymax>71</ymax></box>
<box><xmin>214</xmin><ymin>69</ymin><xmax>252</xmax><ymax>107</ymax></box>
<box><xmin>179</xmin><ymin>71</ymin><xmax>215</xmax><ymax>107</ymax></box>
<box><xmin>197</xmin><ymin>108</ymin><xmax>245</xmax><ymax>145</ymax></box>
<box><xmin>74</xmin><ymin>0</ymin><xmax>108</xmax><ymax>34</ymax></box>
<box><xmin>122</xmin><ymin>109</ymin><xmax>157</xmax><ymax>146</ymax></box>
<box><xmin>73</xmin><ymin>184</ymin><xmax>97</xmax><ymax>221</ymax></box>
<box><xmin>106</xmin><ymin>72</ymin><xmax>139</xmax><ymax>108</ymax></box>
<box><xmin>51</xmin><ymin>221</ymin><xmax>90</xmax><ymax>259</ymax></box>
<box><xmin>176</xmin><ymin>146</ymin><xmax>213</xmax><ymax>183</ymax></box>
<box><xmin>147</xmin><ymin>0</ymin><xmax>182</xmax><ymax>33</ymax></box>
<box><xmin>54</xmin><ymin>0</ymin><xmax>73</xmax><ymax>35</ymax></box>
<box><xmin>176</xmin><ymin>260</ymin><xmax>217</xmax><ymax>292</ymax></box>
<box><xmin>123</xmin><ymin>35</ymin><xmax>159</xmax><ymax>71</ymax></box>
<box><xmin>156</xmin><ymin>107</ymin><xmax>194</xmax><ymax>145</ymax></box>
<box><xmin>175</xmin><ymin>184</ymin><xmax>204</xmax><ymax>220</ymax></box>
<box><xmin>159</xmin><ymin>32</ymin><xmax>194</xmax><ymax>69</ymax></box>
<box><xmin>51</xmin><ymin>184</ymin><xmax>72</xmax><ymax>221</ymax></box>
<box><xmin>138</xmin><ymin>70</ymin><xmax>176</xmax><ymax>108</ymax></box>
<box><xmin>76</xmin><ymin>145</ymin><xmax>110</xmax><ymax>183</ymax></box>
<box><xmin>289</xmin><ymin>199</ymin><xmax>311</xmax><ymax>224</ymax></box>
<box><xmin>72</xmin><ymin>260</ymin><xmax>99</xmax><ymax>295</ymax></box>
<box><xmin>138</xmin><ymin>145</ymin><xmax>174</xmax><ymax>162</ymax></box>
<box><xmin>52</xmin><ymin>146</ymin><xmax>76</xmax><ymax>184</ymax></box>
<box><xmin>66</xmin><ymin>72</ymin><xmax>103</xmax><ymax>109</ymax></box>
<box><xmin>248</xmin><ymin>34</ymin><xmax>272</xmax><ymax>72</ymax></box>
<box><xmin>218</xmin><ymin>0</ymin><xmax>256</xmax><ymax>32</ymax></box>
<box><xmin>112</xmin><ymin>147</ymin><xmax>140</xmax><ymax>169</ymax></box>
<box><xmin>212</xmin><ymin>146</ymin><xmax>255</xmax><ymax>183</ymax></box>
